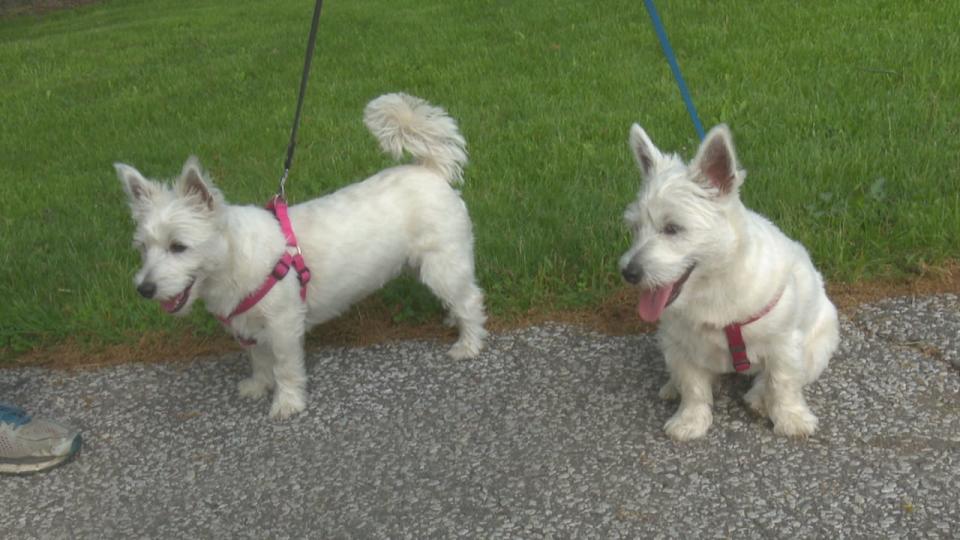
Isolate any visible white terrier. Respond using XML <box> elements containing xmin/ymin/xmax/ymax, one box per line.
<box><xmin>117</xmin><ymin>93</ymin><xmax>487</xmax><ymax>419</ymax></box>
<box><xmin>618</xmin><ymin>124</ymin><xmax>839</xmax><ymax>440</ymax></box>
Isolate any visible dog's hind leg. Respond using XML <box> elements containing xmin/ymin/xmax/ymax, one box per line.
<box><xmin>446</xmin><ymin>283</ymin><xmax>487</xmax><ymax>360</ymax></box>
<box><xmin>803</xmin><ymin>300</ymin><xmax>839</xmax><ymax>385</ymax></box>
<box><xmin>743</xmin><ymin>373</ymin><xmax>768</xmax><ymax>417</ymax></box>
<box><xmin>658</xmin><ymin>376</ymin><xmax>679</xmax><ymax>400</ymax></box>
<box><xmin>765</xmin><ymin>338</ymin><xmax>819</xmax><ymax>437</ymax></box>
<box><xmin>418</xmin><ymin>252</ymin><xmax>487</xmax><ymax>360</ymax></box>
<box><xmin>238</xmin><ymin>346</ymin><xmax>276</xmax><ymax>400</ymax></box>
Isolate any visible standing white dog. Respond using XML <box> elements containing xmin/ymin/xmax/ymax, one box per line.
<box><xmin>618</xmin><ymin>124</ymin><xmax>839</xmax><ymax>440</ymax></box>
<box><xmin>117</xmin><ymin>93</ymin><xmax>487</xmax><ymax>419</ymax></box>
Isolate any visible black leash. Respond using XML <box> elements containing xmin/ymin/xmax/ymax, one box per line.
<box><xmin>278</xmin><ymin>0</ymin><xmax>324</xmax><ymax>200</ymax></box>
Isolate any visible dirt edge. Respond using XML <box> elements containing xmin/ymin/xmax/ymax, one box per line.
<box><xmin>7</xmin><ymin>262</ymin><xmax>958</xmax><ymax>370</ymax></box>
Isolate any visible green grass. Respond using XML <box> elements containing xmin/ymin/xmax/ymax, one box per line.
<box><xmin>1</xmin><ymin>0</ymin><xmax>958</xmax><ymax>354</ymax></box>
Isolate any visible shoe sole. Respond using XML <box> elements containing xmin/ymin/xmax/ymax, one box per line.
<box><xmin>0</xmin><ymin>435</ymin><xmax>82</xmax><ymax>475</ymax></box>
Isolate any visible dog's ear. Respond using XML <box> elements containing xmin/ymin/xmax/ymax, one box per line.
<box><xmin>692</xmin><ymin>125</ymin><xmax>743</xmax><ymax>196</ymax></box>
<box><xmin>176</xmin><ymin>156</ymin><xmax>217</xmax><ymax>211</ymax></box>
<box><xmin>629</xmin><ymin>124</ymin><xmax>663</xmax><ymax>179</ymax></box>
<box><xmin>115</xmin><ymin>163</ymin><xmax>159</xmax><ymax>207</ymax></box>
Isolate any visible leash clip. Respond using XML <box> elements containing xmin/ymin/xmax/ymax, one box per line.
<box><xmin>277</xmin><ymin>168</ymin><xmax>290</xmax><ymax>201</ymax></box>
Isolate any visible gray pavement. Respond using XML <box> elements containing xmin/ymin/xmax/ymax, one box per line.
<box><xmin>2</xmin><ymin>294</ymin><xmax>958</xmax><ymax>538</ymax></box>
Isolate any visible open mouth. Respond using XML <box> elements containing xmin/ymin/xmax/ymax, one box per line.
<box><xmin>636</xmin><ymin>264</ymin><xmax>696</xmax><ymax>323</ymax></box>
<box><xmin>159</xmin><ymin>280</ymin><xmax>194</xmax><ymax>314</ymax></box>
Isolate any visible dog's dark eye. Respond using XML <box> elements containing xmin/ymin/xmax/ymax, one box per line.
<box><xmin>662</xmin><ymin>223</ymin><xmax>682</xmax><ymax>236</ymax></box>
<box><xmin>170</xmin><ymin>242</ymin><xmax>188</xmax><ymax>253</ymax></box>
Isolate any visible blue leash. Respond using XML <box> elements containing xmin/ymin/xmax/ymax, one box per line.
<box><xmin>642</xmin><ymin>0</ymin><xmax>705</xmax><ymax>141</ymax></box>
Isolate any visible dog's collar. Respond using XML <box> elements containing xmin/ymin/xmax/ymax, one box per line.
<box><xmin>722</xmin><ymin>286</ymin><xmax>784</xmax><ymax>372</ymax></box>
<box><xmin>217</xmin><ymin>195</ymin><xmax>311</xmax><ymax>346</ymax></box>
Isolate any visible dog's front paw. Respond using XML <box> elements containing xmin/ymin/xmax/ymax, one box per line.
<box><xmin>664</xmin><ymin>407</ymin><xmax>712</xmax><ymax>441</ymax></box>
<box><xmin>269</xmin><ymin>390</ymin><xmax>306</xmax><ymax>420</ymax></box>
<box><xmin>658</xmin><ymin>380</ymin><xmax>679</xmax><ymax>401</ymax></box>
<box><xmin>238</xmin><ymin>377</ymin><xmax>273</xmax><ymax>400</ymax></box>
<box><xmin>771</xmin><ymin>408</ymin><xmax>818</xmax><ymax>438</ymax></box>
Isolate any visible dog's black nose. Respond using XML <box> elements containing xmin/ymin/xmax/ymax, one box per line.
<box><xmin>621</xmin><ymin>263</ymin><xmax>643</xmax><ymax>285</ymax></box>
<box><xmin>137</xmin><ymin>282</ymin><xmax>157</xmax><ymax>299</ymax></box>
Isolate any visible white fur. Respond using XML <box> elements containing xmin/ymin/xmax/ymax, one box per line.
<box><xmin>118</xmin><ymin>93</ymin><xmax>487</xmax><ymax>419</ymax></box>
<box><xmin>619</xmin><ymin>124</ymin><xmax>839</xmax><ymax>440</ymax></box>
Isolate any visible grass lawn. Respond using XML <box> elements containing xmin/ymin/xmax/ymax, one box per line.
<box><xmin>1</xmin><ymin>0</ymin><xmax>958</xmax><ymax>356</ymax></box>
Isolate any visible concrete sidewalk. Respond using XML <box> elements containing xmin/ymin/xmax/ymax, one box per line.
<box><xmin>2</xmin><ymin>294</ymin><xmax>958</xmax><ymax>538</ymax></box>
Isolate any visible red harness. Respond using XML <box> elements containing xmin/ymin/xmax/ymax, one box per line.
<box><xmin>216</xmin><ymin>196</ymin><xmax>311</xmax><ymax>346</ymax></box>
<box><xmin>722</xmin><ymin>287</ymin><xmax>784</xmax><ymax>372</ymax></box>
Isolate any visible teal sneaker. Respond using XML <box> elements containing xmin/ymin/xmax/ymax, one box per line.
<box><xmin>0</xmin><ymin>403</ymin><xmax>82</xmax><ymax>475</ymax></box>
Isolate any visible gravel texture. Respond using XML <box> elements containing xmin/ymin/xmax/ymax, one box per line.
<box><xmin>1</xmin><ymin>295</ymin><xmax>958</xmax><ymax>538</ymax></box>
<box><xmin>854</xmin><ymin>293</ymin><xmax>960</xmax><ymax>369</ymax></box>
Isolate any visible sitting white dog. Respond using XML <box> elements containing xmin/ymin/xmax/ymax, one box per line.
<box><xmin>618</xmin><ymin>124</ymin><xmax>839</xmax><ymax>440</ymax></box>
<box><xmin>117</xmin><ymin>93</ymin><xmax>487</xmax><ymax>419</ymax></box>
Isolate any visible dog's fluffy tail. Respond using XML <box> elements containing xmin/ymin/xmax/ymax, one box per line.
<box><xmin>363</xmin><ymin>93</ymin><xmax>468</xmax><ymax>185</ymax></box>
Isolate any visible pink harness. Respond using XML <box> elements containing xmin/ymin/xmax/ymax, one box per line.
<box><xmin>722</xmin><ymin>287</ymin><xmax>784</xmax><ymax>372</ymax></box>
<box><xmin>217</xmin><ymin>196</ymin><xmax>311</xmax><ymax>346</ymax></box>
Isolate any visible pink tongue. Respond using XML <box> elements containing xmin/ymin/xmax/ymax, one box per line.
<box><xmin>160</xmin><ymin>293</ymin><xmax>183</xmax><ymax>313</ymax></box>
<box><xmin>637</xmin><ymin>284</ymin><xmax>674</xmax><ymax>322</ymax></box>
